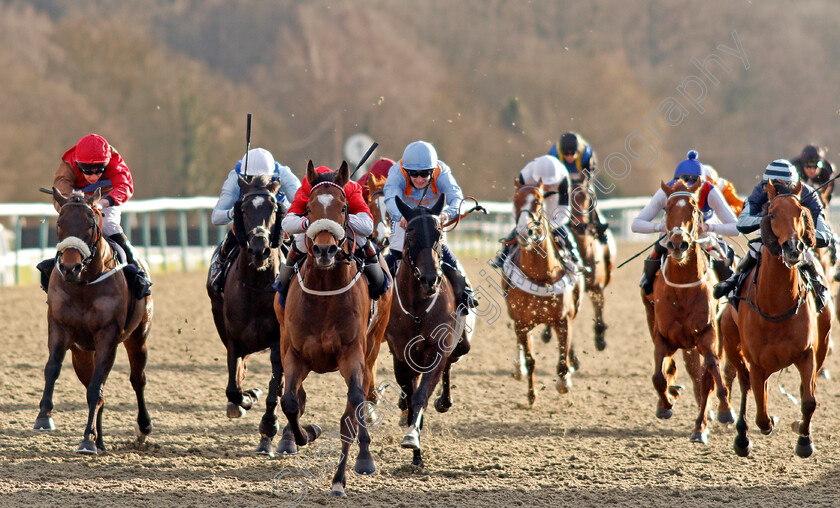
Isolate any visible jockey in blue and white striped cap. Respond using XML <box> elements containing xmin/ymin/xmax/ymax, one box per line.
<box><xmin>713</xmin><ymin>158</ymin><xmax>832</xmax><ymax>308</ymax></box>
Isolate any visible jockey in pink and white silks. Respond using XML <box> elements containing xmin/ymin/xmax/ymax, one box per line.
<box><xmin>383</xmin><ymin>140</ymin><xmax>478</xmax><ymax>313</ymax></box>
<box><xmin>631</xmin><ymin>150</ymin><xmax>740</xmax><ymax>296</ymax></box>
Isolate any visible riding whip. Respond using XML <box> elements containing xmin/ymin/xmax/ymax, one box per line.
<box><xmin>616</xmin><ymin>237</ymin><xmax>662</xmax><ymax>269</ymax></box>
<box><xmin>348</xmin><ymin>142</ymin><xmax>379</xmax><ymax>181</ymax></box>
<box><xmin>243</xmin><ymin>113</ymin><xmax>252</xmax><ymax>177</ymax></box>
<box><xmin>799</xmin><ymin>171</ymin><xmax>840</xmax><ymax>203</ymax></box>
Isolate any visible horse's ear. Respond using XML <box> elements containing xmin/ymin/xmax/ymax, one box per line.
<box><xmin>53</xmin><ymin>187</ymin><xmax>67</xmax><ymax>207</ymax></box>
<box><xmin>660</xmin><ymin>180</ymin><xmax>672</xmax><ymax>197</ymax></box>
<box><xmin>267</xmin><ymin>180</ymin><xmax>281</xmax><ymax>195</ymax></box>
<box><xmin>334</xmin><ymin>161</ymin><xmax>349</xmax><ymax>188</ymax></box>
<box><xmin>430</xmin><ymin>193</ymin><xmax>446</xmax><ymax>216</ymax></box>
<box><xmin>237</xmin><ymin>174</ymin><xmax>249</xmax><ymax>191</ymax></box>
<box><xmin>766</xmin><ymin>179</ymin><xmax>777</xmax><ymax>199</ymax></box>
<box><xmin>513</xmin><ymin>177</ymin><xmax>522</xmax><ymax>189</ymax></box>
<box><xmin>88</xmin><ymin>188</ymin><xmax>101</xmax><ymax>207</ymax></box>
<box><xmin>688</xmin><ymin>180</ymin><xmax>702</xmax><ymax>194</ymax></box>
<box><xmin>371</xmin><ymin>173</ymin><xmax>386</xmax><ymax>187</ymax></box>
<box><xmin>306</xmin><ymin>160</ymin><xmax>317</xmax><ymax>185</ymax></box>
<box><xmin>793</xmin><ymin>180</ymin><xmax>802</xmax><ymax>195</ymax></box>
<box><xmin>395</xmin><ymin>194</ymin><xmax>413</xmax><ymax>220</ymax></box>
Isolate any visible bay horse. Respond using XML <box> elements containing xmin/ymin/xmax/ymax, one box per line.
<box><xmin>206</xmin><ymin>174</ymin><xmax>289</xmax><ymax>456</ymax></box>
<box><xmin>720</xmin><ymin>180</ymin><xmax>832</xmax><ymax>457</ymax></box>
<box><xmin>569</xmin><ymin>176</ymin><xmax>615</xmax><ymax>351</ymax></box>
<box><xmin>365</xmin><ymin>172</ymin><xmax>390</xmax><ymax>249</ymax></box>
<box><xmin>274</xmin><ymin>161</ymin><xmax>392</xmax><ymax>498</ymax></box>
<box><xmin>641</xmin><ymin>180</ymin><xmax>732</xmax><ymax>444</ymax></box>
<box><xmin>503</xmin><ymin>181</ymin><xmax>583</xmax><ymax>405</ymax></box>
<box><xmin>386</xmin><ymin>194</ymin><xmax>474</xmax><ymax>467</ymax></box>
<box><xmin>34</xmin><ymin>188</ymin><xmax>153</xmax><ymax>453</ymax></box>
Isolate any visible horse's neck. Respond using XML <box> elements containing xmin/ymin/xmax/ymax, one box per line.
<box><xmin>755</xmin><ymin>250</ymin><xmax>802</xmax><ymax>312</ymax></box>
<box><xmin>518</xmin><ymin>236</ymin><xmax>563</xmax><ymax>282</ymax></box>
<box><xmin>237</xmin><ymin>248</ymin><xmax>280</xmax><ymax>281</ymax></box>
<box><xmin>396</xmin><ymin>261</ymin><xmax>439</xmax><ymax>308</ymax></box>
<box><xmin>79</xmin><ymin>238</ymin><xmax>111</xmax><ymax>282</ymax></box>
<box><xmin>663</xmin><ymin>243</ymin><xmax>705</xmax><ymax>283</ymax></box>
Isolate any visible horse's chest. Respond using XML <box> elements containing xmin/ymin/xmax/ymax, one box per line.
<box><xmin>656</xmin><ymin>301</ymin><xmax>711</xmax><ymax>343</ymax></box>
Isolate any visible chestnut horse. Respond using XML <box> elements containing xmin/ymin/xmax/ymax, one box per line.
<box><xmin>641</xmin><ymin>180</ymin><xmax>732</xmax><ymax>444</ymax></box>
<box><xmin>207</xmin><ymin>174</ymin><xmax>289</xmax><ymax>456</ymax></box>
<box><xmin>274</xmin><ymin>161</ymin><xmax>392</xmax><ymax>498</ymax></box>
<box><xmin>569</xmin><ymin>177</ymin><xmax>615</xmax><ymax>351</ymax></box>
<box><xmin>503</xmin><ymin>181</ymin><xmax>583</xmax><ymax>405</ymax></box>
<box><xmin>386</xmin><ymin>194</ymin><xmax>474</xmax><ymax>467</ymax></box>
<box><xmin>720</xmin><ymin>180</ymin><xmax>832</xmax><ymax>457</ymax></box>
<box><xmin>35</xmin><ymin>189</ymin><xmax>153</xmax><ymax>453</ymax></box>
<box><xmin>365</xmin><ymin>172</ymin><xmax>390</xmax><ymax>249</ymax></box>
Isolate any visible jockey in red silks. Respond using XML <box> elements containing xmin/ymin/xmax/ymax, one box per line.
<box><xmin>274</xmin><ymin>165</ymin><xmax>389</xmax><ymax>306</ymax></box>
<box><xmin>37</xmin><ymin>133</ymin><xmax>151</xmax><ymax>298</ymax></box>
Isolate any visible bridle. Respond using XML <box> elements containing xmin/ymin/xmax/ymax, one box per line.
<box><xmin>56</xmin><ymin>200</ymin><xmax>104</xmax><ymax>270</ymax></box>
<box><xmin>514</xmin><ymin>186</ymin><xmax>547</xmax><ymax>244</ymax></box>
<box><xmin>304</xmin><ymin>181</ymin><xmax>353</xmax><ymax>262</ymax></box>
<box><xmin>663</xmin><ymin>191</ymin><xmax>703</xmax><ymax>252</ymax></box>
<box><xmin>403</xmin><ymin>214</ymin><xmax>443</xmax><ymax>287</ymax></box>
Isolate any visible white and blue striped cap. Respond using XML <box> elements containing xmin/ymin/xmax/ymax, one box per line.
<box><xmin>762</xmin><ymin>159</ymin><xmax>799</xmax><ymax>183</ymax></box>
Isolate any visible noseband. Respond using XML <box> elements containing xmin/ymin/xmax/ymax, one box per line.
<box><xmin>305</xmin><ymin>181</ymin><xmax>352</xmax><ymax>260</ymax></box>
<box><xmin>404</xmin><ymin>214</ymin><xmax>443</xmax><ymax>285</ymax></box>
<box><xmin>664</xmin><ymin>192</ymin><xmax>702</xmax><ymax>250</ymax></box>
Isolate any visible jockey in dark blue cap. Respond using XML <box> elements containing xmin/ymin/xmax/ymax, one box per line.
<box><xmin>713</xmin><ymin>159</ymin><xmax>832</xmax><ymax>310</ymax></box>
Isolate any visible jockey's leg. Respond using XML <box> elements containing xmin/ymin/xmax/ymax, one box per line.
<box><xmin>275</xmin><ymin>237</ymin><xmax>305</xmax><ymax>307</ymax></box>
<box><xmin>361</xmin><ymin>239</ymin><xmax>389</xmax><ymax>300</ymax></box>
<box><xmin>490</xmin><ymin>228</ymin><xmax>517</xmax><ymax>269</ymax></box>
<box><xmin>210</xmin><ymin>229</ymin><xmax>238</xmax><ymax>294</ymax></box>
<box><xmin>552</xmin><ymin>225</ymin><xmax>582</xmax><ymax>268</ymax></box>
<box><xmin>36</xmin><ymin>257</ymin><xmax>56</xmax><ymax>293</ymax></box>
<box><xmin>440</xmin><ymin>244</ymin><xmax>478</xmax><ymax>315</ymax></box>
<box><xmin>108</xmin><ymin>232</ymin><xmax>153</xmax><ymax>299</ymax></box>
<box><xmin>802</xmin><ymin>251</ymin><xmax>829</xmax><ymax>313</ymax></box>
<box><xmin>713</xmin><ymin>242</ymin><xmax>759</xmax><ymax>299</ymax></box>
<box><xmin>640</xmin><ymin>239</ymin><xmax>667</xmax><ymax>296</ymax></box>
<box><xmin>591</xmin><ymin>208</ymin><xmax>610</xmax><ymax>243</ymax></box>
<box><xmin>384</xmin><ymin>218</ymin><xmax>406</xmax><ymax>276</ymax></box>
<box><xmin>711</xmin><ymin>239</ymin><xmax>735</xmax><ymax>284</ymax></box>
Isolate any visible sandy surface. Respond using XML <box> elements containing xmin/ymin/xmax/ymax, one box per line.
<box><xmin>1</xmin><ymin>243</ymin><xmax>839</xmax><ymax>507</ymax></box>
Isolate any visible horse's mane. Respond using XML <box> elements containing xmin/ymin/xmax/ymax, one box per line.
<box><xmin>69</xmin><ymin>190</ymin><xmax>87</xmax><ymax>203</ymax></box>
<box><xmin>245</xmin><ymin>174</ymin><xmax>273</xmax><ymax>188</ymax></box>
<box><xmin>310</xmin><ymin>171</ymin><xmax>337</xmax><ymax>186</ymax></box>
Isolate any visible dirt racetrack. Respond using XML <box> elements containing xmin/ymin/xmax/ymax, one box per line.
<box><xmin>1</xmin><ymin>243</ymin><xmax>840</xmax><ymax>507</ymax></box>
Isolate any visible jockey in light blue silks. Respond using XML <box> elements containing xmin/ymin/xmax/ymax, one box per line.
<box><xmin>631</xmin><ymin>150</ymin><xmax>740</xmax><ymax>296</ymax></box>
<box><xmin>208</xmin><ymin>148</ymin><xmax>301</xmax><ymax>294</ymax></box>
<box><xmin>383</xmin><ymin>140</ymin><xmax>478</xmax><ymax>314</ymax></box>
<box><xmin>713</xmin><ymin>159</ymin><xmax>832</xmax><ymax>310</ymax></box>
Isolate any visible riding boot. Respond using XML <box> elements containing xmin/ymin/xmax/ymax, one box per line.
<box><xmin>713</xmin><ymin>251</ymin><xmax>757</xmax><ymax>300</ymax></box>
<box><xmin>442</xmin><ymin>263</ymin><xmax>478</xmax><ymax>316</ymax></box>
<box><xmin>108</xmin><ymin>233</ymin><xmax>152</xmax><ymax>299</ymax></box>
<box><xmin>553</xmin><ymin>227</ymin><xmax>583</xmax><ymax>270</ymax></box>
<box><xmin>640</xmin><ymin>256</ymin><xmax>661</xmax><ymax>296</ymax></box>
<box><xmin>362</xmin><ymin>243</ymin><xmax>389</xmax><ymax>300</ymax></box>
<box><xmin>592</xmin><ymin>209</ymin><xmax>610</xmax><ymax>244</ymax></box>
<box><xmin>491</xmin><ymin>229</ymin><xmax>517</xmax><ymax>268</ymax></box>
<box><xmin>210</xmin><ymin>230</ymin><xmax>238</xmax><ymax>294</ymax></box>
<box><xmin>712</xmin><ymin>259</ymin><xmax>733</xmax><ymax>286</ymax></box>
<box><xmin>36</xmin><ymin>257</ymin><xmax>56</xmax><ymax>293</ymax></box>
<box><xmin>384</xmin><ymin>250</ymin><xmax>403</xmax><ymax>276</ymax></box>
<box><xmin>274</xmin><ymin>247</ymin><xmax>303</xmax><ymax>308</ymax></box>
<box><xmin>802</xmin><ymin>261</ymin><xmax>829</xmax><ymax>313</ymax></box>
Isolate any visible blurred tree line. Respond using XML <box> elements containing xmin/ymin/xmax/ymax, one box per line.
<box><xmin>1</xmin><ymin>0</ymin><xmax>838</xmax><ymax>203</ymax></box>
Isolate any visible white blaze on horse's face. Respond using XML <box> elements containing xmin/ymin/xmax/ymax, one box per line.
<box><xmin>516</xmin><ymin>194</ymin><xmax>537</xmax><ymax>238</ymax></box>
<box><xmin>250</xmin><ymin>195</ymin><xmax>267</xmax><ymax>209</ymax></box>
<box><xmin>315</xmin><ymin>194</ymin><xmax>334</xmax><ymax>214</ymax></box>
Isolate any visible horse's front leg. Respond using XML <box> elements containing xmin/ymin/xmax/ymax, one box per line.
<box><xmin>555</xmin><ymin>317</ymin><xmax>573</xmax><ymax>394</ymax></box>
<box><xmin>401</xmin><ymin>348</ymin><xmax>448</xmax><ymax>467</ymax></box>
<box><xmin>653</xmin><ymin>336</ymin><xmax>678</xmax><ymax>419</ymax></box>
<box><xmin>34</xmin><ymin>321</ymin><xmax>68</xmax><ymax>431</ymax></box>
<box><xmin>435</xmin><ymin>360</ymin><xmax>453</xmax><ymax>413</ymax></box>
<box><xmin>514</xmin><ymin>323</ymin><xmax>536</xmax><ymax>405</ymax></box>
<box><xmin>124</xmin><ymin>330</ymin><xmax>153</xmax><ymax>443</ymax></box>
<box><xmin>750</xmin><ymin>366</ymin><xmax>775</xmax><ymax>435</ymax></box>
<box><xmin>331</xmin><ymin>352</ymin><xmax>375</xmax><ymax>498</ymax></box>
<box><xmin>79</xmin><ymin>336</ymin><xmax>119</xmax><ymax>454</ymax></box>
<box><xmin>793</xmin><ymin>350</ymin><xmax>817</xmax><ymax>458</ymax></box>
<box><xmin>279</xmin><ymin>348</ymin><xmax>318</xmax><ymax>448</ymax></box>
<box><xmin>257</xmin><ymin>339</ymin><xmax>283</xmax><ymax>456</ymax></box>
<box><xmin>225</xmin><ymin>347</ymin><xmax>246</xmax><ymax>418</ymax></box>
<box><xmin>590</xmin><ymin>287</ymin><xmax>607</xmax><ymax>351</ymax></box>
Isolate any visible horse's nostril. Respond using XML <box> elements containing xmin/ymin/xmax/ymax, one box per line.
<box><xmin>262</xmin><ymin>248</ymin><xmax>270</xmax><ymax>258</ymax></box>
<box><xmin>327</xmin><ymin>245</ymin><xmax>338</xmax><ymax>257</ymax></box>
<box><xmin>680</xmin><ymin>242</ymin><xmax>689</xmax><ymax>251</ymax></box>
<box><xmin>666</xmin><ymin>242</ymin><xmax>674</xmax><ymax>250</ymax></box>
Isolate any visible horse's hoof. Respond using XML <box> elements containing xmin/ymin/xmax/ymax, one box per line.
<box><xmin>718</xmin><ymin>411</ymin><xmax>736</xmax><ymax>425</ymax></box>
<box><xmin>227</xmin><ymin>402</ymin><xmax>246</xmax><ymax>418</ymax></box>
<box><xmin>760</xmin><ymin>416</ymin><xmax>778</xmax><ymax>436</ymax></box>
<box><xmin>734</xmin><ymin>436</ymin><xmax>752</xmax><ymax>457</ymax></box>
<box><xmin>511</xmin><ymin>368</ymin><xmax>523</xmax><ymax>381</ymax></box>
<box><xmin>656</xmin><ymin>407</ymin><xmax>673</xmax><ymax>419</ymax></box>
<box><xmin>76</xmin><ymin>440</ymin><xmax>98</xmax><ymax>455</ymax></box>
<box><xmin>256</xmin><ymin>437</ymin><xmax>275</xmax><ymax>458</ymax></box>
<box><xmin>527</xmin><ymin>392</ymin><xmax>536</xmax><ymax>406</ymax></box>
<box><xmin>275</xmin><ymin>439</ymin><xmax>298</xmax><ymax>455</ymax></box>
<box><xmin>594</xmin><ymin>335</ymin><xmax>607</xmax><ymax>351</ymax></box>
<box><xmin>354</xmin><ymin>457</ymin><xmax>377</xmax><ymax>475</ymax></box>
<box><xmin>244</xmin><ymin>388</ymin><xmax>263</xmax><ymax>401</ymax></box>
<box><xmin>555</xmin><ymin>377</ymin><xmax>572</xmax><ymax>394</ymax></box>
<box><xmin>329</xmin><ymin>484</ymin><xmax>346</xmax><ymax>498</ymax></box>
<box><xmin>400</xmin><ymin>433</ymin><xmax>420</xmax><ymax>450</ymax></box>
<box><xmin>690</xmin><ymin>430</ymin><xmax>709</xmax><ymax>444</ymax></box>
<box><xmin>818</xmin><ymin>368</ymin><xmax>831</xmax><ymax>380</ymax></box>
<box><xmin>434</xmin><ymin>397</ymin><xmax>451</xmax><ymax>413</ymax></box>
<box><xmin>33</xmin><ymin>417</ymin><xmax>55</xmax><ymax>431</ymax></box>
<box><xmin>795</xmin><ymin>436</ymin><xmax>815</xmax><ymax>458</ymax></box>
<box><xmin>304</xmin><ymin>424</ymin><xmax>322</xmax><ymax>443</ymax></box>
<box><xmin>135</xmin><ymin>420</ymin><xmax>153</xmax><ymax>440</ymax></box>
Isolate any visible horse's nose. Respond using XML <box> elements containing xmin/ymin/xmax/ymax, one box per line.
<box><xmin>248</xmin><ymin>246</ymin><xmax>271</xmax><ymax>259</ymax></box>
<box><xmin>312</xmin><ymin>244</ymin><xmax>338</xmax><ymax>258</ymax></box>
<box><xmin>420</xmin><ymin>274</ymin><xmax>439</xmax><ymax>295</ymax></box>
<box><xmin>60</xmin><ymin>262</ymin><xmax>82</xmax><ymax>281</ymax></box>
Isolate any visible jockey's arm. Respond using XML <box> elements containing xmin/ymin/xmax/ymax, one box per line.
<box><xmin>348</xmin><ymin>212</ymin><xmax>374</xmax><ymax>238</ymax></box>
<box><xmin>736</xmin><ymin>184</ymin><xmax>766</xmax><ymax>234</ymax></box>
<box><xmin>382</xmin><ymin>169</ymin><xmax>406</xmax><ymax>221</ymax></box>
<box><xmin>547</xmin><ymin>176</ymin><xmax>572</xmax><ymax>228</ymax></box>
<box><xmin>277</xmin><ymin>165</ymin><xmax>302</xmax><ymax>209</ymax></box>
<box><xmin>211</xmin><ymin>171</ymin><xmax>239</xmax><ymax>225</ymax></box>
<box><xmin>437</xmin><ymin>163</ymin><xmax>464</xmax><ymax>220</ymax></box>
<box><xmin>631</xmin><ymin>189</ymin><xmax>667</xmax><ymax>234</ymax></box>
<box><xmin>282</xmin><ymin>212</ymin><xmax>307</xmax><ymax>235</ymax></box>
<box><xmin>703</xmin><ymin>187</ymin><xmax>739</xmax><ymax>237</ymax></box>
